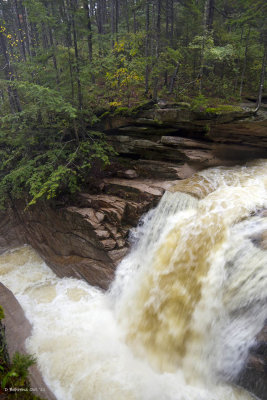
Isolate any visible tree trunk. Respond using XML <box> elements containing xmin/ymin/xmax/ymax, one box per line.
<box><xmin>124</xmin><ymin>0</ymin><xmax>130</xmax><ymax>33</ymax></box>
<box><xmin>43</xmin><ymin>0</ymin><xmax>60</xmax><ymax>85</ymax></box>
<box><xmin>111</xmin><ymin>0</ymin><xmax>115</xmax><ymax>47</ymax></box>
<box><xmin>164</xmin><ymin>0</ymin><xmax>169</xmax><ymax>87</ymax></box>
<box><xmin>133</xmin><ymin>0</ymin><xmax>137</xmax><ymax>34</ymax></box>
<box><xmin>145</xmin><ymin>0</ymin><xmax>150</xmax><ymax>94</ymax></box>
<box><xmin>115</xmin><ymin>0</ymin><xmax>119</xmax><ymax>39</ymax></box>
<box><xmin>170</xmin><ymin>0</ymin><xmax>174</xmax><ymax>47</ymax></box>
<box><xmin>152</xmin><ymin>0</ymin><xmax>161</xmax><ymax>101</ymax></box>
<box><xmin>83</xmin><ymin>0</ymin><xmax>93</xmax><ymax>63</ymax></box>
<box><xmin>255</xmin><ymin>42</ymin><xmax>267</xmax><ymax>113</ymax></box>
<box><xmin>206</xmin><ymin>0</ymin><xmax>215</xmax><ymax>31</ymax></box>
<box><xmin>166</xmin><ymin>0</ymin><xmax>169</xmax><ymax>40</ymax></box>
<box><xmin>199</xmin><ymin>0</ymin><xmax>209</xmax><ymax>94</ymax></box>
<box><xmin>169</xmin><ymin>61</ymin><xmax>180</xmax><ymax>94</ymax></box>
<box><xmin>12</xmin><ymin>0</ymin><xmax>26</xmax><ymax>60</ymax></box>
<box><xmin>0</xmin><ymin>31</ymin><xmax>21</xmax><ymax>113</ymax></box>
<box><xmin>70</xmin><ymin>0</ymin><xmax>83</xmax><ymax>109</ymax></box>
<box><xmin>234</xmin><ymin>26</ymin><xmax>244</xmax><ymax>92</ymax></box>
<box><xmin>21</xmin><ymin>2</ymin><xmax>31</xmax><ymax>57</ymax></box>
<box><xmin>239</xmin><ymin>26</ymin><xmax>250</xmax><ymax>99</ymax></box>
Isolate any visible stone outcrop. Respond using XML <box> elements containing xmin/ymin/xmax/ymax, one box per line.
<box><xmin>0</xmin><ymin>207</ymin><xmax>25</xmax><ymax>254</ymax></box>
<box><xmin>103</xmin><ymin>105</ymin><xmax>267</xmax><ymax>170</ymax></box>
<box><xmin>2</xmin><ymin>178</ymin><xmax>174</xmax><ymax>290</ymax></box>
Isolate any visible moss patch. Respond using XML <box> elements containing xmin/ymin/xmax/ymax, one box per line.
<box><xmin>205</xmin><ymin>105</ymin><xmax>243</xmax><ymax>114</ymax></box>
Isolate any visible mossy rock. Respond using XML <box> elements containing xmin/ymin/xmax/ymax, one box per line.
<box><xmin>99</xmin><ymin>110</ymin><xmax>111</xmax><ymax>120</ymax></box>
<box><xmin>160</xmin><ymin>102</ymin><xmax>191</xmax><ymax>109</ymax></box>
<box><xmin>113</xmin><ymin>107</ymin><xmax>131</xmax><ymax>116</ymax></box>
<box><xmin>205</xmin><ymin>105</ymin><xmax>243</xmax><ymax>114</ymax></box>
<box><xmin>176</xmin><ymin>102</ymin><xmax>191</xmax><ymax>109</ymax></box>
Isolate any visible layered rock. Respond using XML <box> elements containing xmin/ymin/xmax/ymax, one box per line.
<box><xmin>2</xmin><ymin>178</ymin><xmax>173</xmax><ymax>290</ymax></box>
<box><xmin>104</xmin><ymin>105</ymin><xmax>267</xmax><ymax>171</ymax></box>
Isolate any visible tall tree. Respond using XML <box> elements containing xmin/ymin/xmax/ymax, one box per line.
<box><xmin>83</xmin><ymin>0</ymin><xmax>93</xmax><ymax>62</ymax></box>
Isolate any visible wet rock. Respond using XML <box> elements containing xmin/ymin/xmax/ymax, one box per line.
<box><xmin>108</xmin><ymin>248</ymin><xmax>128</xmax><ymax>264</ymax></box>
<box><xmin>208</xmin><ymin>119</ymin><xmax>267</xmax><ymax>148</ymax></box>
<box><xmin>0</xmin><ymin>209</ymin><xmax>25</xmax><ymax>254</ymax></box>
<box><xmin>250</xmin><ymin>229</ymin><xmax>267</xmax><ymax>250</ymax></box>
<box><xmin>0</xmin><ymin>181</ymin><xmax>165</xmax><ymax>290</ymax></box>
<box><xmin>236</xmin><ymin>323</ymin><xmax>267</xmax><ymax>400</ymax></box>
<box><xmin>95</xmin><ymin>229</ymin><xmax>110</xmax><ymax>239</ymax></box>
<box><xmin>117</xmin><ymin>169</ymin><xmax>138</xmax><ymax>179</ymax></box>
<box><xmin>103</xmin><ymin>178</ymin><xmax>165</xmax><ymax>201</ymax></box>
<box><xmin>133</xmin><ymin>159</ymin><xmax>199</xmax><ymax>180</ymax></box>
<box><xmin>161</xmin><ymin>136</ymin><xmax>212</xmax><ymax>149</ymax></box>
<box><xmin>101</xmin><ymin>239</ymin><xmax>117</xmax><ymax>250</ymax></box>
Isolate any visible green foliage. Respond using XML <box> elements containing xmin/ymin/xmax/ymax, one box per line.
<box><xmin>190</xmin><ymin>35</ymin><xmax>235</xmax><ymax>64</ymax></box>
<box><xmin>0</xmin><ymin>308</ymin><xmax>41</xmax><ymax>398</ymax></box>
<box><xmin>205</xmin><ymin>105</ymin><xmax>243</xmax><ymax>113</ymax></box>
<box><xmin>8</xmin><ymin>353</ymin><xmax>36</xmax><ymax>386</ymax></box>
<box><xmin>0</xmin><ymin>81</ymin><xmax>115</xmax><ymax>208</ymax></box>
<box><xmin>0</xmin><ymin>0</ymin><xmax>266</xmax><ymax>209</ymax></box>
<box><xmin>0</xmin><ymin>306</ymin><xmax>4</xmax><ymax>321</ymax></box>
<box><xmin>105</xmin><ymin>39</ymin><xmax>144</xmax><ymax>105</ymax></box>
<box><xmin>191</xmin><ymin>95</ymin><xmax>209</xmax><ymax>111</ymax></box>
<box><xmin>0</xmin><ymin>340</ymin><xmax>44</xmax><ymax>399</ymax></box>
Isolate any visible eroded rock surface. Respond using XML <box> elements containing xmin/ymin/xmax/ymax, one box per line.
<box><xmin>1</xmin><ymin>179</ymin><xmax>172</xmax><ymax>290</ymax></box>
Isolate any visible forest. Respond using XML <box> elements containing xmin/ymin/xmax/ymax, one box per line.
<box><xmin>0</xmin><ymin>0</ymin><xmax>266</xmax><ymax>208</ymax></box>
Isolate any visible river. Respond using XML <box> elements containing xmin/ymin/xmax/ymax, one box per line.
<box><xmin>0</xmin><ymin>160</ymin><xmax>267</xmax><ymax>400</ymax></box>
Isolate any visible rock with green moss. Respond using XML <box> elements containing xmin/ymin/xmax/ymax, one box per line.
<box><xmin>205</xmin><ymin>105</ymin><xmax>243</xmax><ymax>114</ymax></box>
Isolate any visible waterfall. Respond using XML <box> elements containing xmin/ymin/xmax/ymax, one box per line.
<box><xmin>109</xmin><ymin>191</ymin><xmax>198</xmax><ymax>300</ymax></box>
<box><xmin>0</xmin><ymin>160</ymin><xmax>267</xmax><ymax>400</ymax></box>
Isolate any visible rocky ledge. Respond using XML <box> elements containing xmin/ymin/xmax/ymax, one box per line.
<box><xmin>102</xmin><ymin>102</ymin><xmax>267</xmax><ymax>168</ymax></box>
<box><xmin>1</xmin><ymin>178</ymin><xmax>178</xmax><ymax>290</ymax></box>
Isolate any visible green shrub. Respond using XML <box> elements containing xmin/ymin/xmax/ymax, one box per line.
<box><xmin>0</xmin><ymin>306</ymin><xmax>4</xmax><ymax>321</ymax></box>
<box><xmin>191</xmin><ymin>94</ymin><xmax>208</xmax><ymax>111</ymax></box>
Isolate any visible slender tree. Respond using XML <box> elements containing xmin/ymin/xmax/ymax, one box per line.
<box><xmin>255</xmin><ymin>39</ymin><xmax>267</xmax><ymax>113</ymax></box>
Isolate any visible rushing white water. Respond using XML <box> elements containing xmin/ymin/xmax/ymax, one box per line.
<box><xmin>109</xmin><ymin>191</ymin><xmax>198</xmax><ymax>300</ymax></box>
<box><xmin>1</xmin><ymin>160</ymin><xmax>267</xmax><ymax>400</ymax></box>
